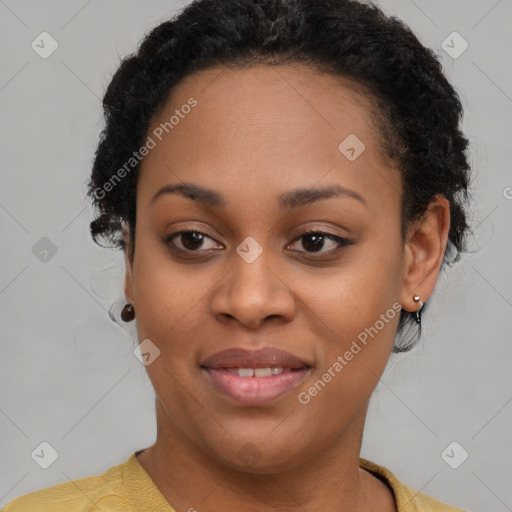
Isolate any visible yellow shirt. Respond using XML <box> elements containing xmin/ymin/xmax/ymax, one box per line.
<box><xmin>2</xmin><ymin>452</ymin><xmax>466</xmax><ymax>511</ymax></box>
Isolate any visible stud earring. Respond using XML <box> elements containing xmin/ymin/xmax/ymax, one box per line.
<box><xmin>413</xmin><ymin>295</ymin><xmax>424</xmax><ymax>325</ymax></box>
<box><xmin>121</xmin><ymin>303</ymin><xmax>135</xmax><ymax>322</ymax></box>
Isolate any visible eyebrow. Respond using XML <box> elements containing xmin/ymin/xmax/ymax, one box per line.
<box><xmin>150</xmin><ymin>182</ymin><xmax>366</xmax><ymax>209</ymax></box>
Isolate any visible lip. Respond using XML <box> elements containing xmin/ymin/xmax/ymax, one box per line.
<box><xmin>200</xmin><ymin>347</ymin><xmax>310</xmax><ymax>369</ymax></box>
<box><xmin>200</xmin><ymin>347</ymin><xmax>312</xmax><ymax>406</ymax></box>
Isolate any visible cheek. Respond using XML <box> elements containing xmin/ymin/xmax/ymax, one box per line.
<box><xmin>304</xmin><ymin>243</ymin><xmax>402</xmax><ymax>339</ymax></box>
<box><xmin>294</xmin><ymin>276</ymin><xmax>401</xmax><ymax>433</ymax></box>
<box><xmin>296</xmin><ymin>239</ymin><xmax>402</xmax><ymax>398</ymax></box>
<box><xmin>130</xmin><ymin>240</ymin><xmax>209</xmax><ymax>363</ymax></box>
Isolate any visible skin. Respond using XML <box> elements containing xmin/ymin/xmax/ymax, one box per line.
<box><xmin>122</xmin><ymin>63</ymin><xmax>450</xmax><ymax>512</ymax></box>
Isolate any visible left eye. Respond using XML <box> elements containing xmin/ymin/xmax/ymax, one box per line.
<box><xmin>288</xmin><ymin>230</ymin><xmax>349</xmax><ymax>254</ymax></box>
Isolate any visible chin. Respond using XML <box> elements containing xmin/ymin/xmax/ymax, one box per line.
<box><xmin>207</xmin><ymin>437</ymin><xmax>311</xmax><ymax>475</ymax></box>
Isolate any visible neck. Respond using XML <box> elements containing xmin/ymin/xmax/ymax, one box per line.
<box><xmin>136</xmin><ymin>400</ymin><xmax>382</xmax><ymax>512</ymax></box>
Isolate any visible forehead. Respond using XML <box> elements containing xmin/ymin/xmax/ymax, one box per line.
<box><xmin>137</xmin><ymin>63</ymin><xmax>399</xmax><ymax>215</ymax></box>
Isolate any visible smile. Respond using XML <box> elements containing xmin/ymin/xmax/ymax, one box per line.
<box><xmin>202</xmin><ymin>366</ymin><xmax>310</xmax><ymax>406</ymax></box>
<box><xmin>226</xmin><ymin>367</ymin><xmax>290</xmax><ymax>377</ymax></box>
<box><xmin>200</xmin><ymin>346</ymin><xmax>312</xmax><ymax>406</ymax></box>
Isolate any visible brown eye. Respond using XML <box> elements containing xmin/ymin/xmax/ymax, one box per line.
<box><xmin>288</xmin><ymin>230</ymin><xmax>351</xmax><ymax>255</ymax></box>
<box><xmin>164</xmin><ymin>230</ymin><xmax>222</xmax><ymax>253</ymax></box>
<box><xmin>179</xmin><ymin>232</ymin><xmax>205</xmax><ymax>251</ymax></box>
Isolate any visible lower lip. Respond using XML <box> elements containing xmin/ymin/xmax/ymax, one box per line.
<box><xmin>203</xmin><ymin>368</ymin><xmax>310</xmax><ymax>406</ymax></box>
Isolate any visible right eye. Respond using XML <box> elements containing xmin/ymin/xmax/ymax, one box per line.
<box><xmin>163</xmin><ymin>230</ymin><xmax>224</xmax><ymax>253</ymax></box>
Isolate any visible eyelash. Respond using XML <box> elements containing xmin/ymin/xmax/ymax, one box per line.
<box><xmin>162</xmin><ymin>228</ymin><xmax>352</xmax><ymax>258</ymax></box>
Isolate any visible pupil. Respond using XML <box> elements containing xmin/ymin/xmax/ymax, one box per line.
<box><xmin>303</xmin><ymin>233</ymin><xmax>324</xmax><ymax>252</ymax></box>
<box><xmin>182</xmin><ymin>232</ymin><xmax>203</xmax><ymax>250</ymax></box>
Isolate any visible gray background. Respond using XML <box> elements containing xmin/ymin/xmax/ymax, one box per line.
<box><xmin>1</xmin><ymin>1</ymin><xmax>511</xmax><ymax>510</ymax></box>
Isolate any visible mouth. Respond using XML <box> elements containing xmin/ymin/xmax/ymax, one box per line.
<box><xmin>200</xmin><ymin>347</ymin><xmax>312</xmax><ymax>406</ymax></box>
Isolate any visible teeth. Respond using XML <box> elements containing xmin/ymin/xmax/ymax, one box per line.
<box><xmin>254</xmin><ymin>367</ymin><xmax>272</xmax><ymax>377</ymax></box>
<box><xmin>235</xmin><ymin>367</ymin><xmax>285</xmax><ymax>377</ymax></box>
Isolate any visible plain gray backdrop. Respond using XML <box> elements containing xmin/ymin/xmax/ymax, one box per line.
<box><xmin>1</xmin><ymin>1</ymin><xmax>511</xmax><ymax>510</ymax></box>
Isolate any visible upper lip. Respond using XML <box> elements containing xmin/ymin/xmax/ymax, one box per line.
<box><xmin>201</xmin><ymin>347</ymin><xmax>311</xmax><ymax>369</ymax></box>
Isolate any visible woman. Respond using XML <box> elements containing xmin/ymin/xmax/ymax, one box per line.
<box><xmin>4</xmin><ymin>0</ymin><xmax>471</xmax><ymax>510</ymax></box>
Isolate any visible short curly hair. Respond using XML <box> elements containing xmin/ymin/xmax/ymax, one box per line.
<box><xmin>86</xmin><ymin>0</ymin><xmax>472</xmax><ymax>352</ymax></box>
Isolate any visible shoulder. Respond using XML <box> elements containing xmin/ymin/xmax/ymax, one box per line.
<box><xmin>2</xmin><ymin>456</ymin><xmax>136</xmax><ymax>512</ymax></box>
<box><xmin>359</xmin><ymin>457</ymin><xmax>467</xmax><ymax>512</ymax></box>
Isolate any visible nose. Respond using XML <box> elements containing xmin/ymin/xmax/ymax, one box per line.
<box><xmin>209</xmin><ymin>242</ymin><xmax>297</xmax><ymax>330</ymax></box>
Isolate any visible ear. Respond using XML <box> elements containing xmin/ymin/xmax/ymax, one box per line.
<box><xmin>122</xmin><ymin>222</ymin><xmax>134</xmax><ymax>304</ymax></box>
<box><xmin>400</xmin><ymin>194</ymin><xmax>451</xmax><ymax>313</ymax></box>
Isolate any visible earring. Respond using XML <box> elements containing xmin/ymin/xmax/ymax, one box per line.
<box><xmin>121</xmin><ymin>303</ymin><xmax>135</xmax><ymax>322</ymax></box>
<box><xmin>413</xmin><ymin>295</ymin><xmax>424</xmax><ymax>325</ymax></box>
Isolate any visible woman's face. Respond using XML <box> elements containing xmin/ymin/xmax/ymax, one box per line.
<box><xmin>125</xmin><ymin>64</ymin><xmax>423</xmax><ymax>472</ymax></box>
